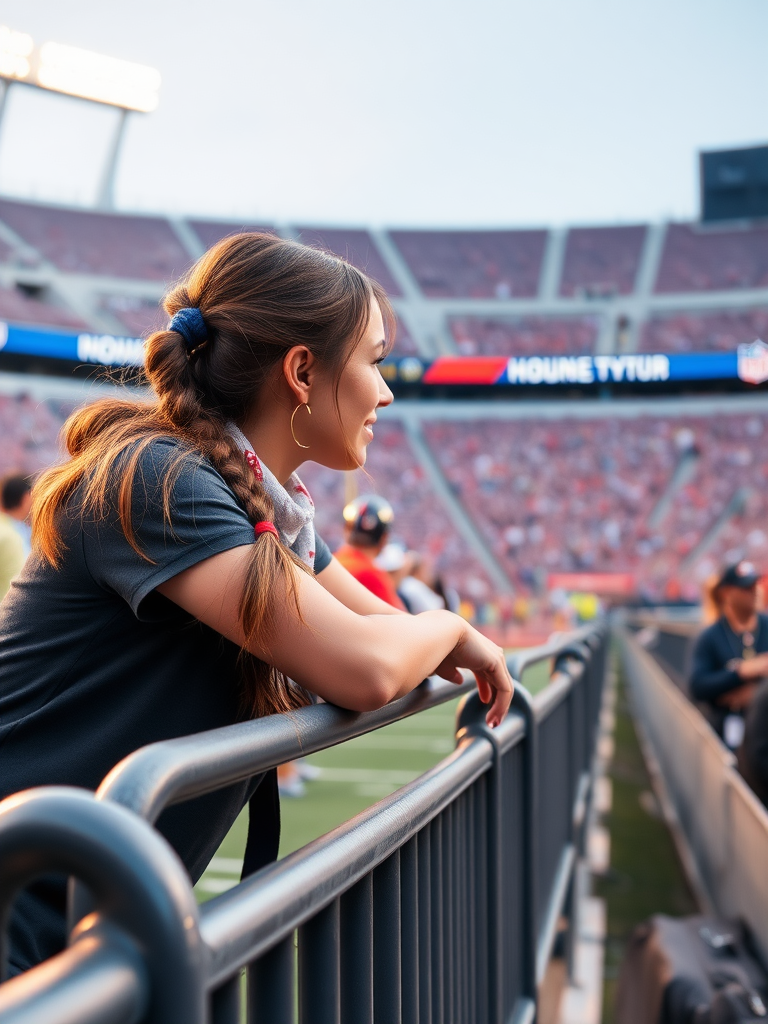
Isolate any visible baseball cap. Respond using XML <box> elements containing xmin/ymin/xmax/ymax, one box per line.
<box><xmin>717</xmin><ymin>561</ymin><xmax>760</xmax><ymax>589</ymax></box>
<box><xmin>342</xmin><ymin>494</ymin><xmax>394</xmax><ymax>545</ymax></box>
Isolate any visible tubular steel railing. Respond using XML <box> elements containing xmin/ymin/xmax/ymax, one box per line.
<box><xmin>0</xmin><ymin>623</ymin><xmax>607</xmax><ymax>1024</ymax></box>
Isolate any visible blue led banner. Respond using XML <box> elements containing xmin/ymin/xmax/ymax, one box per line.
<box><xmin>1</xmin><ymin>319</ymin><xmax>766</xmax><ymax>385</ymax></box>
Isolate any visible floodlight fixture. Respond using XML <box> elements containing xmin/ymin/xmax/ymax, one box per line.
<box><xmin>0</xmin><ymin>27</ymin><xmax>161</xmax><ymax>208</ymax></box>
<box><xmin>37</xmin><ymin>42</ymin><xmax>161</xmax><ymax>113</ymax></box>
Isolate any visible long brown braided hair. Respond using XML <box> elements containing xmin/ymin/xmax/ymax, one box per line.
<box><xmin>32</xmin><ymin>232</ymin><xmax>395</xmax><ymax>717</ymax></box>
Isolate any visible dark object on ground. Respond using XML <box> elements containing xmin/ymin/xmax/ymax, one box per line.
<box><xmin>616</xmin><ymin>914</ymin><xmax>768</xmax><ymax>1024</ymax></box>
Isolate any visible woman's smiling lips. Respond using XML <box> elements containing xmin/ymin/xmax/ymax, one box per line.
<box><xmin>363</xmin><ymin>417</ymin><xmax>376</xmax><ymax>441</ymax></box>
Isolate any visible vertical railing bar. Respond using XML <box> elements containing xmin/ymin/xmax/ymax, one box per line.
<box><xmin>417</xmin><ymin>826</ymin><xmax>432</xmax><ymax>1024</ymax></box>
<box><xmin>430</xmin><ymin>815</ymin><xmax>444</xmax><ymax>1024</ymax></box>
<box><xmin>299</xmin><ymin>899</ymin><xmax>340</xmax><ymax>1024</ymax></box>
<box><xmin>445</xmin><ymin>804</ymin><xmax>455</xmax><ymax>1024</ymax></box>
<box><xmin>247</xmin><ymin>935</ymin><xmax>295</xmax><ymax>1024</ymax></box>
<box><xmin>211</xmin><ymin>973</ymin><xmax>241</xmax><ymax>1024</ymax></box>
<box><xmin>373</xmin><ymin>850</ymin><xmax>402</xmax><ymax>1024</ymax></box>
<box><xmin>340</xmin><ymin>874</ymin><xmax>373</xmax><ymax>1024</ymax></box>
<box><xmin>400</xmin><ymin>837</ymin><xmax>419</xmax><ymax>1024</ymax></box>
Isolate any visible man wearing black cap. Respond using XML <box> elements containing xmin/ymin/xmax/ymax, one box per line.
<box><xmin>690</xmin><ymin>561</ymin><xmax>768</xmax><ymax>747</ymax></box>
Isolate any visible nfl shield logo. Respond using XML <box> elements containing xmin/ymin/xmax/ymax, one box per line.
<box><xmin>737</xmin><ymin>338</ymin><xmax>768</xmax><ymax>385</ymax></box>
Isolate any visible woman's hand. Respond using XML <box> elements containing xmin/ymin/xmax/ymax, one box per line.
<box><xmin>434</xmin><ymin>619</ymin><xmax>515</xmax><ymax>728</ymax></box>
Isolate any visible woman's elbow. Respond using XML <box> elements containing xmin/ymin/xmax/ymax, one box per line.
<box><xmin>336</xmin><ymin>657</ymin><xmax>403</xmax><ymax>713</ymax></box>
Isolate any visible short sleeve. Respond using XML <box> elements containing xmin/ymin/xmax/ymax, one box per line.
<box><xmin>313</xmin><ymin>529</ymin><xmax>332</xmax><ymax>574</ymax></box>
<box><xmin>83</xmin><ymin>440</ymin><xmax>255</xmax><ymax>617</ymax></box>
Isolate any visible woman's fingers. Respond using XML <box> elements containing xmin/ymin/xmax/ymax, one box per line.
<box><xmin>483</xmin><ymin>652</ymin><xmax>514</xmax><ymax>728</ymax></box>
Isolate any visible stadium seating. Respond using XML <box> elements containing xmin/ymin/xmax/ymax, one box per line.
<box><xmin>299</xmin><ymin>420</ymin><xmax>494</xmax><ymax>602</ymax></box>
<box><xmin>0</xmin><ymin>285</ymin><xmax>86</xmax><ymax>329</ymax></box>
<box><xmin>99</xmin><ymin>295</ymin><xmax>164</xmax><ymax>336</ymax></box>
<box><xmin>655</xmin><ymin>223</ymin><xmax>768</xmax><ymax>293</ymax></box>
<box><xmin>638</xmin><ymin>308</ymin><xmax>768</xmax><ymax>353</ymax></box>
<box><xmin>0</xmin><ymin>392</ymin><xmax>74</xmax><ymax>477</ymax></box>
<box><xmin>389</xmin><ymin>229</ymin><xmax>547</xmax><ymax>298</ymax></box>
<box><xmin>559</xmin><ymin>225</ymin><xmax>646</xmax><ymax>297</ymax></box>
<box><xmin>188</xmin><ymin>220</ymin><xmax>277</xmax><ymax>251</ymax></box>
<box><xmin>294</xmin><ymin>228</ymin><xmax>402</xmax><ymax>297</ymax></box>
<box><xmin>422</xmin><ymin>417</ymin><xmax>680</xmax><ymax>593</ymax></box>
<box><xmin>0</xmin><ymin>199</ymin><xmax>191</xmax><ymax>281</ymax></box>
<box><xmin>422</xmin><ymin>413</ymin><xmax>768</xmax><ymax>598</ymax></box>
<box><xmin>449</xmin><ymin>315</ymin><xmax>600</xmax><ymax>356</ymax></box>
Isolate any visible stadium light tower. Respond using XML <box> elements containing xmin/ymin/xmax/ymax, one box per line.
<box><xmin>0</xmin><ymin>25</ymin><xmax>160</xmax><ymax>209</ymax></box>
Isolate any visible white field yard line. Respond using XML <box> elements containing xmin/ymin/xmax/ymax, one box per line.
<box><xmin>334</xmin><ymin>736</ymin><xmax>453</xmax><ymax>752</ymax></box>
<box><xmin>307</xmin><ymin>767</ymin><xmax>420</xmax><ymax>784</ymax></box>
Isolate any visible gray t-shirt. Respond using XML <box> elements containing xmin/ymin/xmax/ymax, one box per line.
<box><xmin>0</xmin><ymin>437</ymin><xmax>331</xmax><ymax>970</ymax></box>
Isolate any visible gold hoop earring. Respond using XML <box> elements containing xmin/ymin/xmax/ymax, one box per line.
<box><xmin>291</xmin><ymin>403</ymin><xmax>311</xmax><ymax>449</ymax></box>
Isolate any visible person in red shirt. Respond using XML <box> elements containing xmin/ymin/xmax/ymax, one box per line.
<box><xmin>335</xmin><ymin>495</ymin><xmax>405</xmax><ymax>609</ymax></box>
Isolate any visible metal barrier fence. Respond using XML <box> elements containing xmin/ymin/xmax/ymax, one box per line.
<box><xmin>617</xmin><ymin>622</ymin><xmax>768</xmax><ymax>967</ymax></box>
<box><xmin>0</xmin><ymin>624</ymin><xmax>607</xmax><ymax>1024</ymax></box>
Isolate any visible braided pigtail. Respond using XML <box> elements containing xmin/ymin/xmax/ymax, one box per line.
<box><xmin>144</xmin><ymin>300</ymin><xmax>312</xmax><ymax>718</ymax></box>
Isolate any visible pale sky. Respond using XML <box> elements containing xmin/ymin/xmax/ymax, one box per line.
<box><xmin>1</xmin><ymin>0</ymin><xmax>766</xmax><ymax>227</ymax></box>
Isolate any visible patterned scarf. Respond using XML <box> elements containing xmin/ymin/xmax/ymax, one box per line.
<box><xmin>227</xmin><ymin>423</ymin><xmax>316</xmax><ymax>568</ymax></box>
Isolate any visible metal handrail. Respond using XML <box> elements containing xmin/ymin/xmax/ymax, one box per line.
<box><xmin>97</xmin><ymin>675</ymin><xmax>476</xmax><ymax>822</ymax></box>
<box><xmin>199</xmin><ymin>725</ymin><xmax>521</xmax><ymax>985</ymax></box>
<box><xmin>0</xmin><ymin>623</ymin><xmax>609</xmax><ymax>1024</ymax></box>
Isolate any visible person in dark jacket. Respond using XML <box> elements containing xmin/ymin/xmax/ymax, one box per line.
<box><xmin>738</xmin><ymin>680</ymin><xmax>768</xmax><ymax>807</ymax></box>
<box><xmin>689</xmin><ymin>561</ymin><xmax>768</xmax><ymax>747</ymax></box>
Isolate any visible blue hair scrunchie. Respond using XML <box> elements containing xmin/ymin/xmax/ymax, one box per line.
<box><xmin>170</xmin><ymin>307</ymin><xmax>208</xmax><ymax>352</ymax></box>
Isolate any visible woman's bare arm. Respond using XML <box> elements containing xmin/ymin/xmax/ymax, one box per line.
<box><xmin>157</xmin><ymin>545</ymin><xmax>512</xmax><ymax>725</ymax></box>
<box><xmin>316</xmin><ymin>556</ymin><xmax>405</xmax><ymax>616</ymax></box>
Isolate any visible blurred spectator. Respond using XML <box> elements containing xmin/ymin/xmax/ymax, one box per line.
<box><xmin>737</xmin><ymin>680</ymin><xmax>768</xmax><ymax>808</ymax></box>
<box><xmin>690</xmin><ymin>562</ymin><xmax>768</xmax><ymax>747</ymax></box>
<box><xmin>397</xmin><ymin>553</ymin><xmax>448</xmax><ymax>614</ymax></box>
<box><xmin>0</xmin><ymin>473</ymin><xmax>30</xmax><ymax>599</ymax></box>
<box><xmin>335</xmin><ymin>495</ymin><xmax>404</xmax><ymax>609</ymax></box>
<box><xmin>1</xmin><ymin>473</ymin><xmax>33</xmax><ymax>558</ymax></box>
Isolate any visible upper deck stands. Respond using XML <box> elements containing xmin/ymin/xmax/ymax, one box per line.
<box><xmin>450</xmin><ymin>314</ymin><xmax>600</xmax><ymax>356</ymax></box>
<box><xmin>295</xmin><ymin>228</ymin><xmax>402</xmax><ymax>297</ymax></box>
<box><xmin>188</xmin><ymin>220</ymin><xmax>277</xmax><ymax>251</ymax></box>
<box><xmin>99</xmin><ymin>295</ymin><xmax>164</xmax><ymax>336</ymax></box>
<box><xmin>559</xmin><ymin>225</ymin><xmax>646</xmax><ymax>297</ymax></box>
<box><xmin>655</xmin><ymin>222</ymin><xmax>768</xmax><ymax>293</ymax></box>
<box><xmin>389</xmin><ymin>229</ymin><xmax>547</xmax><ymax>298</ymax></box>
<box><xmin>0</xmin><ymin>200</ymin><xmax>191</xmax><ymax>281</ymax></box>
<box><xmin>639</xmin><ymin>308</ymin><xmax>768</xmax><ymax>353</ymax></box>
<box><xmin>0</xmin><ymin>285</ymin><xmax>86</xmax><ymax>330</ymax></box>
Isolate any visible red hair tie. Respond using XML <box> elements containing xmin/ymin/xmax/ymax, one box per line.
<box><xmin>255</xmin><ymin>521</ymin><xmax>279</xmax><ymax>540</ymax></box>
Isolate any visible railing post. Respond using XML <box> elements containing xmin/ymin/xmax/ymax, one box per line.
<box><xmin>506</xmin><ymin>683</ymin><xmax>539</xmax><ymax>1011</ymax></box>
<box><xmin>456</xmin><ymin>693</ymin><xmax>508</xmax><ymax>1024</ymax></box>
<box><xmin>0</xmin><ymin>787</ymin><xmax>205</xmax><ymax>1024</ymax></box>
<box><xmin>373</xmin><ymin>851</ymin><xmax>401</xmax><ymax>1024</ymax></box>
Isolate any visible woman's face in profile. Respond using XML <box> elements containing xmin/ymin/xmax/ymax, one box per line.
<box><xmin>308</xmin><ymin>299</ymin><xmax>394</xmax><ymax>471</ymax></box>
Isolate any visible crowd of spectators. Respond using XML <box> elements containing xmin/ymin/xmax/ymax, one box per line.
<box><xmin>0</xmin><ymin>392</ymin><xmax>73</xmax><ymax>477</ymax></box>
<box><xmin>0</xmin><ymin>386</ymin><xmax>764</xmax><ymax>608</ymax></box>
<box><xmin>0</xmin><ymin>200</ymin><xmax>192</xmax><ymax>281</ymax></box>
<box><xmin>299</xmin><ymin>419</ymin><xmax>493</xmax><ymax>605</ymax></box>
<box><xmin>639</xmin><ymin>308</ymin><xmax>768</xmax><ymax>353</ymax></box>
<box><xmin>423</xmin><ymin>413</ymin><xmax>768</xmax><ymax>600</ymax></box>
<box><xmin>559</xmin><ymin>225</ymin><xmax>646</xmax><ymax>298</ymax></box>
<box><xmin>449</xmin><ymin>315</ymin><xmax>599</xmax><ymax>356</ymax></box>
<box><xmin>655</xmin><ymin>222</ymin><xmax>768</xmax><ymax>293</ymax></box>
<box><xmin>389</xmin><ymin>229</ymin><xmax>547</xmax><ymax>298</ymax></box>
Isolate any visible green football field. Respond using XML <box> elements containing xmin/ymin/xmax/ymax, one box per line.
<box><xmin>195</xmin><ymin>660</ymin><xmax>550</xmax><ymax>900</ymax></box>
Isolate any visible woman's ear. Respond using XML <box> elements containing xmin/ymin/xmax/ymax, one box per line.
<box><xmin>282</xmin><ymin>346</ymin><xmax>317</xmax><ymax>404</ymax></box>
